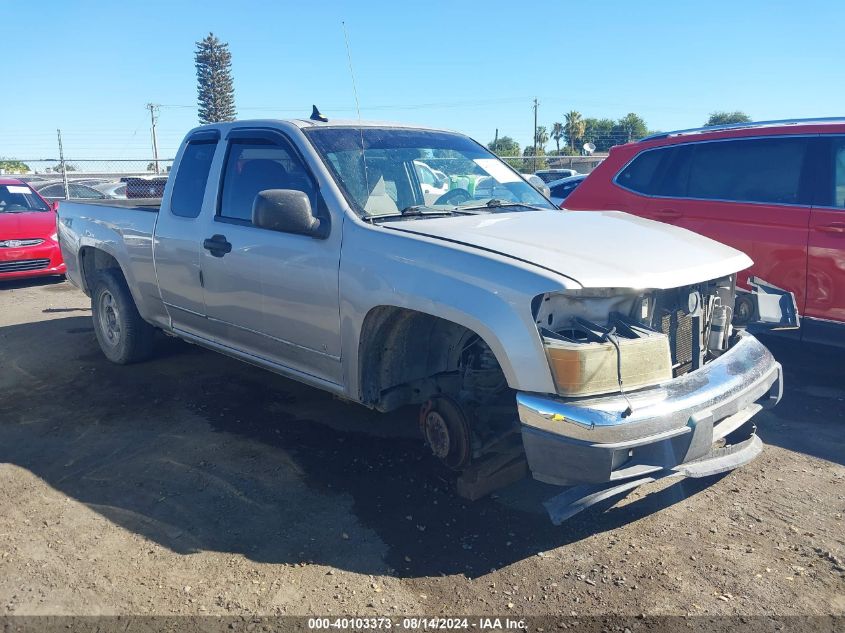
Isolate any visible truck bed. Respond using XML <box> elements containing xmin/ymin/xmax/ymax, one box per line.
<box><xmin>60</xmin><ymin>198</ymin><xmax>161</xmax><ymax>212</ymax></box>
<box><xmin>57</xmin><ymin>199</ymin><xmax>160</xmax><ymax>310</ymax></box>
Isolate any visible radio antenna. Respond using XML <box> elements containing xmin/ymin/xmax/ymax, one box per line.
<box><xmin>342</xmin><ymin>21</ymin><xmax>369</xmax><ymax>201</ymax></box>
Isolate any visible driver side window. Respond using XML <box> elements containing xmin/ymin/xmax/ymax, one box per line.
<box><xmin>219</xmin><ymin>140</ymin><xmax>317</xmax><ymax>222</ymax></box>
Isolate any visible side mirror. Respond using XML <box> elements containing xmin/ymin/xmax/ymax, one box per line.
<box><xmin>252</xmin><ymin>189</ymin><xmax>324</xmax><ymax>238</ymax></box>
<box><xmin>50</xmin><ymin>201</ymin><xmax>60</xmax><ymax>213</ymax></box>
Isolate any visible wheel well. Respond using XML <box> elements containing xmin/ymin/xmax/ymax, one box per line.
<box><xmin>79</xmin><ymin>247</ymin><xmax>123</xmax><ymax>294</ymax></box>
<box><xmin>358</xmin><ymin>306</ymin><xmax>506</xmax><ymax>412</ymax></box>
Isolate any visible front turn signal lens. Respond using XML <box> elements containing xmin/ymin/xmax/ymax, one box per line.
<box><xmin>544</xmin><ymin>333</ymin><xmax>672</xmax><ymax>398</ymax></box>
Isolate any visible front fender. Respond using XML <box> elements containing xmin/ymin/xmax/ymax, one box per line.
<box><xmin>339</xmin><ymin>219</ymin><xmax>578</xmax><ymax>398</ymax></box>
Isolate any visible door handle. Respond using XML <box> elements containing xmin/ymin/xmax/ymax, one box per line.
<box><xmin>654</xmin><ymin>209</ymin><xmax>682</xmax><ymax>220</ymax></box>
<box><xmin>816</xmin><ymin>222</ymin><xmax>845</xmax><ymax>235</ymax></box>
<box><xmin>203</xmin><ymin>234</ymin><xmax>232</xmax><ymax>257</ymax></box>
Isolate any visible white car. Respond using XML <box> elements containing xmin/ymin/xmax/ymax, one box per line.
<box><xmin>520</xmin><ymin>174</ymin><xmax>551</xmax><ymax>198</ymax></box>
<box><xmin>93</xmin><ymin>182</ymin><xmax>128</xmax><ymax>199</ymax></box>
<box><xmin>413</xmin><ymin>160</ymin><xmax>449</xmax><ymax>205</ymax></box>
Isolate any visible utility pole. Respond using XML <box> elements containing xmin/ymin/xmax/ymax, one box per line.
<box><xmin>493</xmin><ymin>128</ymin><xmax>499</xmax><ymax>154</ymax></box>
<box><xmin>147</xmin><ymin>103</ymin><xmax>160</xmax><ymax>175</ymax></box>
<box><xmin>532</xmin><ymin>97</ymin><xmax>539</xmax><ymax>173</ymax></box>
<box><xmin>57</xmin><ymin>129</ymin><xmax>69</xmax><ymax>200</ymax></box>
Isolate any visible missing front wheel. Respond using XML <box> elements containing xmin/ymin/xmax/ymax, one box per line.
<box><xmin>419</xmin><ymin>396</ymin><xmax>473</xmax><ymax>471</ymax></box>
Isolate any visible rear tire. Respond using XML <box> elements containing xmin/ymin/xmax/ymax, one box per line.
<box><xmin>91</xmin><ymin>269</ymin><xmax>155</xmax><ymax>364</ymax></box>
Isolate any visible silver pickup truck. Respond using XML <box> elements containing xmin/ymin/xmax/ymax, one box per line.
<box><xmin>58</xmin><ymin>117</ymin><xmax>790</xmax><ymax>520</ymax></box>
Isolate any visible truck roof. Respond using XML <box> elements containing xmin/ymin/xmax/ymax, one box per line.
<box><xmin>290</xmin><ymin>118</ymin><xmax>451</xmax><ymax>131</ymax></box>
<box><xmin>189</xmin><ymin>118</ymin><xmax>454</xmax><ymax>135</ymax></box>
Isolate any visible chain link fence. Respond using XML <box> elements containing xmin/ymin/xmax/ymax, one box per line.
<box><xmin>1</xmin><ymin>152</ymin><xmax>604</xmax><ymax>201</ymax></box>
<box><xmin>495</xmin><ymin>154</ymin><xmax>606</xmax><ymax>175</ymax></box>
<box><xmin>0</xmin><ymin>159</ymin><xmax>174</xmax><ymax>200</ymax></box>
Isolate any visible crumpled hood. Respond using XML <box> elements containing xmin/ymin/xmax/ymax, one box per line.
<box><xmin>0</xmin><ymin>211</ymin><xmax>57</xmax><ymax>240</ymax></box>
<box><xmin>385</xmin><ymin>209</ymin><xmax>752</xmax><ymax>289</ymax></box>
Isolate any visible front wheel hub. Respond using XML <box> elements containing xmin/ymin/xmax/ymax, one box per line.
<box><xmin>419</xmin><ymin>396</ymin><xmax>472</xmax><ymax>470</ymax></box>
<box><xmin>423</xmin><ymin>410</ymin><xmax>451</xmax><ymax>459</ymax></box>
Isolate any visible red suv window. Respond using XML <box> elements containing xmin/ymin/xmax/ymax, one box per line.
<box><xmin>615</xmin><ymin>137</ymin><xmax>813</xmax><ymax>206</ymax></box>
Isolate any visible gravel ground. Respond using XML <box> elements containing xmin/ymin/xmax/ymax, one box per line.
<box><xmin>0</xmin><ymin>277</ymin><xmax>843</xmax><ymax>618</ymax></box>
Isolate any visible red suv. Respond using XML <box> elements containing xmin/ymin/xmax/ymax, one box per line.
<box><xmin>565</xmin><ymin>118</ymin><xmax>845</xmax><ymax>346</ymax></box>
<box><xmin>0</xmin><ymin>178</ymin><xmax>66</xmax><ymax>281</ymax></box>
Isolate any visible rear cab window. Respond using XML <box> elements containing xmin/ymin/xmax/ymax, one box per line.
<box><xmin>170</xmin><ymin>140</ymin><xmax>217</xmax><ymax>218</ymax></box>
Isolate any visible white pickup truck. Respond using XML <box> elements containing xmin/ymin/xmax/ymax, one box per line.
<box><xmin>57</xmin><ymin>116</ymin><xmax>790</xmax><ymax>520</ymax></box>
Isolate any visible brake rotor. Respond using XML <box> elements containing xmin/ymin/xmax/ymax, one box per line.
<box><xmin>733</xmin><ymin>294</ymin><xmax>755</xmax><ymax>326</ymax></box>
<box><xmin>419</xmin><ymin>396</ymin><xmax>472</xmax><ymax>470</ymax></box>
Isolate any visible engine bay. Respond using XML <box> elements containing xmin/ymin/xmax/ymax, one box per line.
<box><xmin>534</xmin><ymin>275</ymin><xmax>741</xmax><ymax>398</ymax></box>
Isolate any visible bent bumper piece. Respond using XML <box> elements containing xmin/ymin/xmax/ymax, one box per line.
<box><xmin>517</xmin><ymin>331</ymin><xmax>781</xmax><ymax>487</ymax></box>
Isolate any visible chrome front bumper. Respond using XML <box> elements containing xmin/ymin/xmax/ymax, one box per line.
<box><xmin>517</xmin><ymin>331</ymin><xmax>782</xmax><ymax>486</ymax></box>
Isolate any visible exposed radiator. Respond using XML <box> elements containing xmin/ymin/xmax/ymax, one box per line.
<box><xmin>660</xmin><ymin>309</ymin><xmax>694</xmax><ymax>376</ymax></box>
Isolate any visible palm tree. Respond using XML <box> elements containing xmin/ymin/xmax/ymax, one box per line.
<box><xmin>564</xmin><ymin>111</ymin><xmax>586</xmax><ymax>151</ymax></box>
<box><xmin>534</xmin><ymin>125</ymin><xmax>549</xmax><ymax>151</ymax></box>
<box><xmin>551</xmin><ymin>122</ymin><xmax>564</xmax><ymax>153</ymax></box>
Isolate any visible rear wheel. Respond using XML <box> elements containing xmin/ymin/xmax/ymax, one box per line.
<box><xmin>91</xmin><ymin>269</ymin><xmax>155</xmax><ymax>364</ymax></box>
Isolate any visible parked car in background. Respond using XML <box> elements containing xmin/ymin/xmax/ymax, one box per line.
<box><xmin>565</xmin><ymin>117</ymin><xmax>845</xmax><ymax>346</ymax></box>
<box><xmin>520</xmin><ymin>173</ymin><xmax>551</xmax><ymax>198</ymax></box>
<box><xmin>548</xmin><ymin>174</ymin><xmax>587</xmax><ymax>207</ymax></box>
<box><xmin>125</xmin><ymin>176</ymin><xmax>167</xmax><ymax>198</ymax></box>
<box><xmin>14</xmin><ymin>176</ymin><xmax>51</xmax><ymax>185</ymax></box>
<box><xmin>535</xmin><ymin>168</ymin><xmax>579</xmax><ymax>183</ymax></box>
<box><xmin>35</xmin><ymin>181</ymin><xmax>109</xmax><ymax>202</ymax></box>
<box><xmin>93</xmin><ymin>181</ymin><xmax>128</xmax><ymax>199</ymax></box>
<box><xmin>0</xmin><ymin>178</ymin><xmax>65</xmax><ymax>280</ymax></box>
<box><xmin>413</xmin><ymin>160</ymin><xmax>449</xmax><ymax>205</ymax></box>
<box><xmin>471</xmin><ymin>175</ymin><xmax>512</xmax><ymax>200</ymax></box>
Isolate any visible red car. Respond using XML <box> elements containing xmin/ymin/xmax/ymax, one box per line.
<box><xmin>565</xmin><ymin>118</ymin><xmax>845</xmax><ymax>346</ymax></box>
<box><xmin>0</xmin><ymin>178</ymin><xmax>66</xmax><ymax>281</ymax></box>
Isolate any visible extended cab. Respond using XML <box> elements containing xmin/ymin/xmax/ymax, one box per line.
<box><xmin>58</xmin><ymin>118</ymin><xmax>789</xmax><ymax>519</ymax></box>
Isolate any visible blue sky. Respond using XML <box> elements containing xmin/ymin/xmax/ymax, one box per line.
<box><xmin>2</xmin><ymin>0</ymin><xmax>843</xmax><ymax>160</ymax></box>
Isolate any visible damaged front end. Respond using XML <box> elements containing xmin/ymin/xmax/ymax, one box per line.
<box><xmin>519</xmin><ymin>274</ymin><xmax>793</xmax><ymax>522</ymax></box>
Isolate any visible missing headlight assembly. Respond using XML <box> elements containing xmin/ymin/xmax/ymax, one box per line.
<box><xmin>533</xmin><ymin>275</ymin><xmax>741</xmax><ymax>399</ymax></box>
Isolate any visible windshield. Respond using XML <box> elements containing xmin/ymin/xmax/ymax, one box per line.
<box><xmin>0</xmin><ymin>184</ymin><xmax>50</xmax><ymax>213</ymax></box>
<box><xmin>304</xmin><ymin>127</ymin><xmax>554</xmax><ymax>217</ymax></box>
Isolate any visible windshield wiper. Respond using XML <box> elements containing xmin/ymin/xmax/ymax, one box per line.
<box><xmin>400</xmin><ymin>205</ymin><xmax>452</xmax><ymax>216</ymax></box>
<box><xmin>367</xmin><ymin>205</ymin><xmax>468</xmax><ymax>221</ymax></box>
<box><xmin>459</xmin><ymin>199</ymin><xmax>548</xmax><ymax>211</ymax></box>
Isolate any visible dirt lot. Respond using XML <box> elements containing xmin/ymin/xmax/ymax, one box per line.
<box><xmin>0</xmin><ymin>278</ymin><xmax>843</xmax><ymax>618</ymax></box>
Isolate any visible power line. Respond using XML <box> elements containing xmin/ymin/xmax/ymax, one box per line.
<box><xmin>155</xmin><ymin>96</ymin><xmax>531</xmax><ymax>113</ymax></box>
